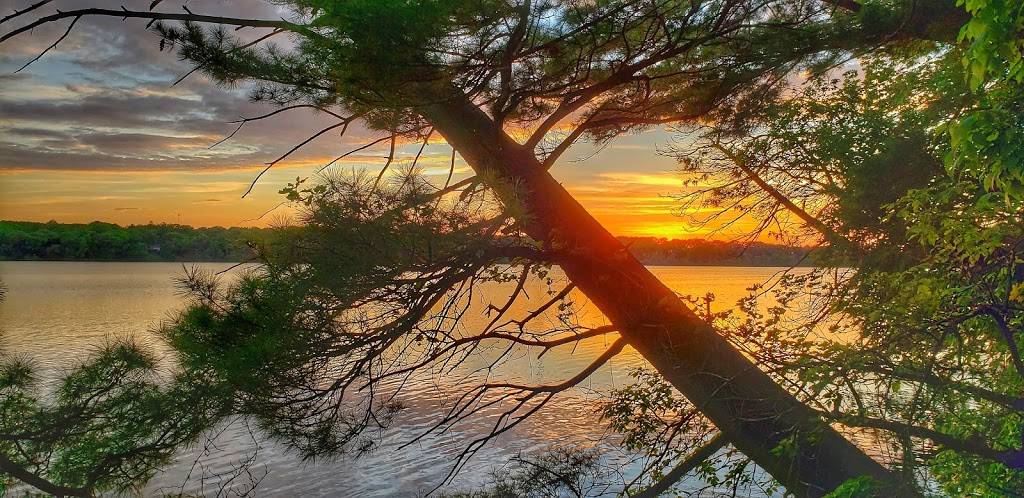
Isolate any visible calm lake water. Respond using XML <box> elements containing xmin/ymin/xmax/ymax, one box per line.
<box><xmin>0</xmin><ymin>262</ymin><xmax>798</xmax><ymax>497</ymax></box>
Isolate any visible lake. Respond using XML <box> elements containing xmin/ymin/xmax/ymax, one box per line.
<box><xmin>0</xmin><ymin>262</ymin><xmax>799</xmax><ymax>497</ymax></box>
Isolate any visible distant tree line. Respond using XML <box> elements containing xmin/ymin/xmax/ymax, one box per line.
<box><xmin>0</xmin><ymin>220</ymin><xmax>807</xmax><ymax>265</ymax></box>
<box><xmin>620</xmin><ymin>237</ymin><xmax>807</xmax><ymax>266</ymax></box>
<box><xmin>0</xmin><ymin>220</ymin><xmax>263</xmax><ymax>262</ymax></box>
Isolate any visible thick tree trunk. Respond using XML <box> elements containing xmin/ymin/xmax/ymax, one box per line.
<box><xmin>420</xmin><ymin>87</ymin><xmax>917</xmax><ymax>496</ymax></box>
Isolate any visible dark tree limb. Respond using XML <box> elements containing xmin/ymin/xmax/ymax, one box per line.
<box><xmin>1</xmin><ymin>8</ymin><xmax>297</xmax><ymax>43</ymax></box>
<box><xmin>0</xmin><ymin>0</ymin><xmax>52</xmax><ymax>25</ymax></box>
<box><xmin>633</xmin><ymin>433</ymin><xmax>729</xmax><ymax>498</ymax></box>
<box><xmin>243</xmin><ymin>119</ymin><xmax>350</xmax><ymax>198</ymax></box>
<box><xmin>483</xmin><ymin>337</ymin><xmax>627</xmax><ymax>393</ymax></box>
<box><xmin>0</xmin><ymin>450</ymin><xmax>91</xmax><ymax>497</ymax></box>
<box><xmin>13</xmin><ymin>14</ymin><xmax>76</xmax><ymax>72</ymax></box>
<box><xmin>823</xmin><ymin>410</ymin><xmax>1024</xmax><ymax>469</ymax></box>
<box><xmin>712</xmin><ymin>142</ymin><xmax>851</xmax><ymax>248</ymax></box>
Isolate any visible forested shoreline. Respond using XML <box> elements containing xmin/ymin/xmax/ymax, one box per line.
<box><xmin>0</xmin><ymin>220</ymin><xmax>808</xmax><ymax>266</ymax></box>
<box><xmin>0</xmin><ymin>220</ymin><xmax>263</xmax><ymax>262</ymax></box>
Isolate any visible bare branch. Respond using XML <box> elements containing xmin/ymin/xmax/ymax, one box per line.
<box><xmin>540</xmin><ymin>120</ymin><xmax>590</xmax><ymax>170</ymax></box>
<box><xmin>1</xmin><ymin>8</ymin><xmax>296</xmax><ymax>45</ymax></box>
<box><xmin>483</xmin><ymin>337</ymin><xmax>627</xmax><ymax>393</ymax></box>
<box><xmin>508</xmin><ymin>282</ymin><xmax>576</xmax><ymax>331</ymax></box>
<box><xmin>410</xmin><ymin>128</ymin><xmax>434</xmax><ymax>170</ymax></box>
<box><xmin>319</xmin><ymin>135</ymin><xmax>396</xmax><ymax>172</ymax></box>
<box><xmin>483</xmin><ymin>264</ymin><xmax>532</xmax><ymax>333</ymax></box>
<box><xmin>372</xmin><ymin>129</ymin><xmax>398</xmax><ymax>191</ymax></box>
<box><xmin>711</xmin><ymin>142</ymin><xmax>849</xmax><ymax>247</ymax></box>
<box><xmin>0</xmin><ymin>0</ymin><xmax>52</xmax><ymax>25</ymax></box>
<box><xmin>430</xmin><ymin>176</ymin><xmax>477</xmax><ymax>201</ymax></box>
<box><xmin>13</xmin><ymin>14</ymin><xmax>77</xmax><ymax>73</ymax></box>
<box><xmin>243</xmin><ymin>120</ymin><xmax>348</xmax><ymax>198</ymax></box>
<box><xmin>212</xmin><ymin>105</ymin><xmax>349</xmax><ymax>149</ymax></box>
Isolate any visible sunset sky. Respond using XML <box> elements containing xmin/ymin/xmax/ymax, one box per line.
<box><xmin>0</xmin><ymin>1</ymin><xmax>750</xmax><ymax>240</ymax></box>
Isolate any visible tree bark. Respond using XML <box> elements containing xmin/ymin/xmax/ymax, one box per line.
<box><xmin>419</xmin><ymin>85</ymin><xmax>917</xmax><ymax>497</ymax></box>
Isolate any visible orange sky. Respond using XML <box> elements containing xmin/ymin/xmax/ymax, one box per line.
<box><xmin>0</xmin><ymin>3</ymin><xmax>766</xmax><ymax>241</ymax></box>
<box><xmin>0</xmin><ymin>134</ymin><xmax>729</xmax><ymax>239</ymax></box>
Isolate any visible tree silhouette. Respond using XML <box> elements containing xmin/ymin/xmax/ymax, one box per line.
<box><xmin>0</xmin><ymin>0</ymin><xmax>985</xmax><ymax>495</ymax></box>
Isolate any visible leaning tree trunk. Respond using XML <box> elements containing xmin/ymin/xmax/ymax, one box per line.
<box><xmin>419</xmin><ymin>85</ymin><xmax>917</xmax><ymax>497</ymax></box>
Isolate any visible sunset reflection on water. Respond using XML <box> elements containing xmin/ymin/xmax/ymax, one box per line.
<box><xmin>0</xmin><ymin>261</ymin><xmax>801</xmax><ymax>497</ymax></box>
